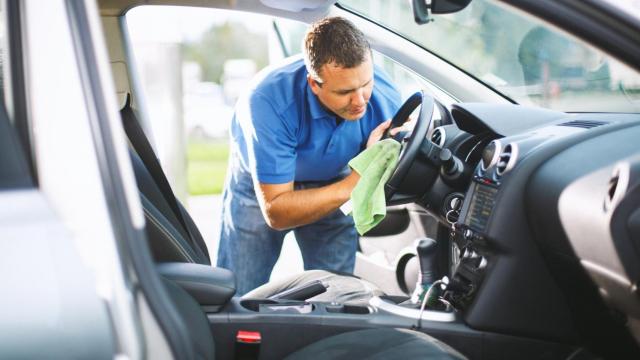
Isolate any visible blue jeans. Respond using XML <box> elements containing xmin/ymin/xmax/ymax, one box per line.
<box><xmin>217</xmin><ymin>168</ymin><xmax>357</xmax><ymax>295</ymax></box>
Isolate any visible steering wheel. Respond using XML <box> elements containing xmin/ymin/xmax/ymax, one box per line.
<box><xmin>383</xmin><ymin>91</ymin><xmax>440</xmax><ymax>204</ymax></box>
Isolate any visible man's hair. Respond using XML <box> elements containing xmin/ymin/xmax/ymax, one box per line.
<box><xmin>303</xmin><ymin>16</ymin><xmax>371</xmax><ymax>83</ymax></box>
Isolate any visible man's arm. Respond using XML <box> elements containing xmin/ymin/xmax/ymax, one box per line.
<box><xmin>256</xmin><ymin>171</ymin><xmax>360</xmax><ymax>230</ymax></box>
<box><xmin>255</xmin><ymin>119</ymin><xmax>396</xmax><ymax>230</ymax></box>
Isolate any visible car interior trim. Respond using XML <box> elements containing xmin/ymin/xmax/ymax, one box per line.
<box><xmin>65</xmin><ymin>1</ymin><xmax>192</xmax><ymax>358</ymax></box>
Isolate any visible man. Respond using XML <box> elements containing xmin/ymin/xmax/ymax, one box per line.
<box><xmin>218</xmin><ymin>16</ymin><xmax>401</xmax><ymax>295</ymax></box>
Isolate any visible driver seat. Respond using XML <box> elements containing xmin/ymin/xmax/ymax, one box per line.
<box><xmin>120</xmin><ymin>95</ymin><xmax>383</xmax><ymax>302</ymax></box>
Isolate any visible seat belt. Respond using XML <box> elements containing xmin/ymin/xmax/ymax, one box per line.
<box><xmin>120</xmin><ymin>95</ymin><xmax>203</xmax><ymax>260</ymax></box>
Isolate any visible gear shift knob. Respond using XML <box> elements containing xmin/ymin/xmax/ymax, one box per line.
<box><xmin>417</xmin><ymin>237</ymin><xmax>438</xmax><ymax>286</ymax></box>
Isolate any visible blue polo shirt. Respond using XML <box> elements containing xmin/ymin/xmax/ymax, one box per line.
<box><xmin>230</xmin><ymin>57</ymin><xmax>400</xmax><ymax>184</ymax></box>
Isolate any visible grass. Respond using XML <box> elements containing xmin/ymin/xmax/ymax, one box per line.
<box><xmin>187</xmin><ymin>141</ymin><xmax>229</xmax><ymax>195</ymax></box>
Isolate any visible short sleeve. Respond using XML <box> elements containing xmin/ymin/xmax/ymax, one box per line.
<box><xmin>236</xmin><ymin>92</ymin><xmax>297</xmax><ymax>184</ymax></box>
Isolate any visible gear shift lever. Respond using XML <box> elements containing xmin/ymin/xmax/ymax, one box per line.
<box><xmin>411</xmin><ymin>237</ymin><xmax>438</xmax><ymax>304</ymax></box>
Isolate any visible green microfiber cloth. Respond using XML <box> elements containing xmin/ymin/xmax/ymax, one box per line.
<box><xmin>348</xmin><ymin>138</ymin><xmax>401</xmax><ymax>235</ymax></box>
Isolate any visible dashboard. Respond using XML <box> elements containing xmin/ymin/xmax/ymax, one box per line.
<box><xmin>425</xmin><ymin>102</ymin><xmax>640</xmax><ymax>354</ymax></box>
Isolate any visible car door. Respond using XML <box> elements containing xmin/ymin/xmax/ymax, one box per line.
<box><xmin>0</xmin><ymin>0</ymin><xmax>192</xmax><ymax>358</ymax></box>
<box><xmin>0</xmin><ymin>1</ymin><xmax>120</xmax><ymax>358</ymax></box>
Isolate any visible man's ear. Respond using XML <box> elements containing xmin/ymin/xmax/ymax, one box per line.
<box><xmin>307</xmin><ymin>75</ymin><xmax>321</xmax><ymax>96</ymax></box>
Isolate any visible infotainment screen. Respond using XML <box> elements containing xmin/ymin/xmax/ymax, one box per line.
<box><xmin>464</xmin><ymin>182</ymin><xmax>498</xmax><ymax>232</ymax></box>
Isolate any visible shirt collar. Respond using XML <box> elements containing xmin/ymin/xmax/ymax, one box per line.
<box><xmin>306</xmin><ymin>83</ymin><xmax>334</xmax><ymax>121</ymax></box>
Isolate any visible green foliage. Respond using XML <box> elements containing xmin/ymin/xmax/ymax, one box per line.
<box><xmin>183</xmin><ymin>21</ymin><xmax>269</xmax><ymax>83</ymax></box>
<box><xmin>187</xmin><ymin>141</ymin><xmax>229</xmax><ymax>195</ymax></box>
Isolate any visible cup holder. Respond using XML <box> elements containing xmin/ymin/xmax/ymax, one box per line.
<box><xmin>325</xmin><ymin>303</ymin><xmax>371</xmax><ymax>315</ymax></box>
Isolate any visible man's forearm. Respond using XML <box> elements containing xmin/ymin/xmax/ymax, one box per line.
<box><xmin>262</xmin><ymin>172</ymin><xmax>360</xmax><ymax>230</ymax></box>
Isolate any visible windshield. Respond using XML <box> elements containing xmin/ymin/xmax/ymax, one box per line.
<box><xmin>340</xmin><ymin>0</ymin><xmax>640</xmax><ymax>113</ymax></box>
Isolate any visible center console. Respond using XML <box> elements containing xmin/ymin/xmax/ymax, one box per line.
<box><xmin>205</xmin><ymin>288</ymin><xmax>570</xmax><ymax>360</ymax></box>
<box><xmin>157</xmin><ymin>261</ymin><xmax>470</xmax><ymax>359</ymax></box>
<box><xmin>445</xmin><ymin>179</ymin><xmax>497</xmax><ymax>310</ymax></box>
<box><xmin>206</xmin><ymin>293</ymin><xmax>462</xmax><ymax>360</ymax></box>
<box><xmin>444</xmin><ymin>136</ymin><xmax>579</xmax><ymax>345</ymax></box>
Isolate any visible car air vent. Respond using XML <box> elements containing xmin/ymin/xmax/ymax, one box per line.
<box><xmin>431</xmin><ymin>127</ymin><xmax>445</xmax><ymax>147</ymax></box>
<box><xmin>496</xmin><ymin>143</ymin><xmax>518</xmax><ymax>176</ymax></box>
<box><xmin>606</xmin><ymin>172</ymin><xmax>620</xmax><ymax>207</ymax></box>
<box><xmin>604</xmin><ymin>163</ymin><xmax>629</xmax><ymax>211</ymax></box>
<box><xmin>481</xmin><ymin>140</ymin><xmax>501</xmax><ymax>171</ymax></box>
<box><xmin>557</xmin><ymin>120</ymin><xmax>608</xmax><ymax>129</ymax></box>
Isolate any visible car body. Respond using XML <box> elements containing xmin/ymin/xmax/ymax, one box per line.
<box><xmin>1</xmin><ymin>0</ymin><xmax>639</xmax><ymax>359</ymax></box>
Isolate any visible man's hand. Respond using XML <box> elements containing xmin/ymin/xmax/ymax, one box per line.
<box><xmin>366</xmin><ymin>120</ymin><xmax>391</xmax><ymax>148</ymax></box>
<box><xmin>366</xmin><ymin>118</ymin><xmax>410</xmax><ymax>148</ymax></box>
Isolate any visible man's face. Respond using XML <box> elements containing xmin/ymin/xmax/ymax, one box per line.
<box><xmin>308</xmin><ymin>54</ymin><xmax>374</xmax><ymax>121</ymax></box>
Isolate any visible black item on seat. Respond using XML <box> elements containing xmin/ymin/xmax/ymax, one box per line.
<box><xmin>268</xmin><ymin>280</ymin><xmax>327</xmax><ymax>301</ymax></box>
<box><xmin>120</xmin><ymin>95</ymin><xmax>209</xmax><ymax>263</ymax></box>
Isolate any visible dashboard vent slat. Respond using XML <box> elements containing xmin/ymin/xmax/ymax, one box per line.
<box><xmin>496</xmin><ymin>144</ymin><xmax>517</xmax><ymax>176</ymax></box>
<box><xmin>557</xmin><ymin>120</ymin><xmax>608</xmax><ymax>129</ymax></box>
<box><xmin>431</xmin><ymin>127</ymin><xmax>445</xmax><ymax>147</ymax></box>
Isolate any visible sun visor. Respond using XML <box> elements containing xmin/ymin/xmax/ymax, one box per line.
<box><xmin>259</xmin><ymin>0</ymin><xmax>336</xmax><ymax>12</ymax></box>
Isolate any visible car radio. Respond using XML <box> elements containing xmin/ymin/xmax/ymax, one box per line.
<box><xmin>463</xmin><ymin>181</ymin><xmax>498</xmax><ymax>233</ymax></box>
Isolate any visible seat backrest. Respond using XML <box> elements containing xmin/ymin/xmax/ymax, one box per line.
<box><xmin>120</xmin><ymin>97</ymin><xmax>210</xmax><ymax>265</ymax></box>
<box><xmin>129</xmin><ymin>149</ymin><xmax>210</xmax><ymax>264</ymax></box>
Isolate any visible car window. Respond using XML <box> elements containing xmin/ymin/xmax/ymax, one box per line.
<box><xmin>126</xmin><ymin>6</ymin><xmax>282</xmax><ymax>199</ymax></box>
<box><xmin>271</xmin><ymin>19</ymin><xmax>306</xmax><ymax>58</ymax></box>
<box><xmin>339</xmin><ymin>0</ymin><xmax>640</xmax><ymax>113</ymax></box>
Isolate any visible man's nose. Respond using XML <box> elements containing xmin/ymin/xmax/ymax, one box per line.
<box><xmin>351</xmin><ymin>88</ymin><xmax>366</xmax><ymax>106</ymax></box>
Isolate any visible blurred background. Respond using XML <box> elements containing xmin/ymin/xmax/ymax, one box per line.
<box><xmin>127</xmin><ymin>7</ymin><xmax>306</xmax><ymax>198</ymax></box>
